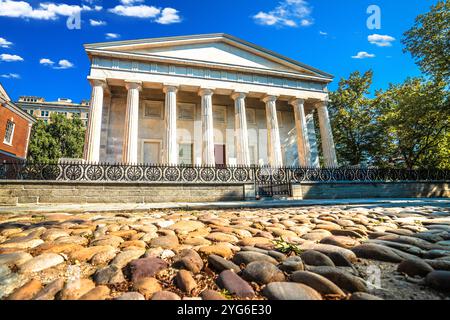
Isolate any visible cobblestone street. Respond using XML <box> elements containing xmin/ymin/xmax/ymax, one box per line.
<box><xmin>1</xmin><ymin>204</ymin><xmax>450</xmax><ymax>300</ymax></box>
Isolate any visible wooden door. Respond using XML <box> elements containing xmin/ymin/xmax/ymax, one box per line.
<box><xmin>214</xmin><ymin>144</ymin><xmax>226</xmax><ymax>166</ymax></box>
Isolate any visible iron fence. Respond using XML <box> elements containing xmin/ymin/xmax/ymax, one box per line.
<box><xmin>0</xmin><ymin>161</ymin><xmax>448</xmax><ymax>184</ymax></box>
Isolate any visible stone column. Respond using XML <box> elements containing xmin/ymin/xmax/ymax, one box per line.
<box><xmin>262</xmin><ymin>95</ymin><xmax>283</xmax><ymax>167</ymax></box>
<box><xmin>316</xmin><ymin>101</ymin><xmax>338</xmax><ymax>167</ymax></box>
<box><xmin>306</xmin><ymin>111</ymin><xmax>320</xmax><ymax>168</ymax></box>
<box><xmin>290</xmin><ymin>98</ymin><xmax>311</xmax><ymax>167</ymax></box>
<box><xmin>199</xmin><ymin>88</ymin><xmax>215</xmax><ymax>166</ymax></box>
<box><xmin>84</xmin><ymin>77</ymin><xmax>107</xmax><ymax>163</ymax></box>
<box><xmin>122</xmin><ymin>80</ymin><xmax>142</xmax><ymax>164</ymax></box>
<box><xmin>231</xmin><ymin>92</ymin><xmax>250</xmax><ymax>166</ymax></box>
<box><xmin>163</xmin><ymin>85</ymin><xmax>178</xmax><ymax>165</ymax></box>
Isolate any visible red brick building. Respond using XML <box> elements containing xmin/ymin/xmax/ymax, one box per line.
<box><xmin>0</xmin><ymin>83</ymin><xmax>36</xmax><ymax>162</ymax></box>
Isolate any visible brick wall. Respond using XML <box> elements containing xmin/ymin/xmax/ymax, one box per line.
<box><xmin>0</xmin><ymin>105</ymin><xmax>31</xmax><ymax>159</ymax></box>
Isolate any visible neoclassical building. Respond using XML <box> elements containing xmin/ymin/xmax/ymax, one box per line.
<box><xmin>83</xmin><ymin>34</ymin><xmax>337</xmax><ymax>167</ymax></box>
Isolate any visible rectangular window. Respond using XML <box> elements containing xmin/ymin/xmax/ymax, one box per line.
<box><xmin>246</xmin><ymin>108</ymin><xmax>256</xmax><ymax>124</ymax></box>
<box><xmin>213</xmin><ymin>105</ymin><xmax>227</xmax><ymax>124</ymax></box>
<box><xmin>3</xmin><ymin>120</ymin><xmax>15</xmax><ymax>145</ymax></box>
<box><xmin>178</xmin><ymin>143</ymin><xmax>193</xmax><ymax>165</ymax></box>
<box><xmin>143</xmin><ymin>101</ymin><xmax>163</xmax><ymax>119</ymax></box>
<box><xmin>178</xmin><ymin>103</ymin><xmax>195</xmax><ymax>121</ymax></box>
<box><xmin>40</xmin><ymin>110</ymin><xmax>49</xmax><ymax>117</ymax></box>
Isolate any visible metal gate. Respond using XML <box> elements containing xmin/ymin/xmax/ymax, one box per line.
<box><xmin>256</xmin><ymin>182</ymin><xmax>292</xmax><ymax>197</ymax></box>
<box><xmin>255</xmin><ymin>167</ymin><xmax>292</xmax><ymax>198</ymax></box>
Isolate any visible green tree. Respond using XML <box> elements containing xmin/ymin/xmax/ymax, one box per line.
<box><xmin>28</xmin><ymin>113</ymin><xmax>86</xmax><ymax>162</ymax></box>
<box><xmin>403</xmin><ymin>0</ymin><xmax>450</xmax><ymax>82</ymax></box>
<box><xmin>375</xmin><ymin>78</ymin><xmax>450</xmax><ymax>169</ymax></box>
<box><xmin>328</xmin><ymin>70</ymin><xmax>384</xmax><ymax>166</ymax></box>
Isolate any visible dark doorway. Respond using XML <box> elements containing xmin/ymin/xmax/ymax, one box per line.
<box><xmin>214</xmin><ymin>144</ymin><xmax>226</xmax><ymax>166</ymax></box>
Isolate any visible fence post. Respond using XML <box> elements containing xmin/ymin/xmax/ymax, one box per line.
<box><xmin>252</xmin><ymin>165</ymin><xmax>258</xmax><ymax>198</ymax></box>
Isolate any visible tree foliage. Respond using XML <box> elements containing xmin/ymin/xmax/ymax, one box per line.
<box><xmin>28</xmin><ymin>113</ymin><xmax>85</xmax><ymax>162</ymax></box>
<box><xmin>328</xmin><ymin>70</ymin><xmax>384</xmax><ymax>166</ymax></box>
<box><xmin>329</xmin><ymin>2</ymin><xmax>450</xmax><ymax>169</ymax></box>
<box><xmin>375</xmin><ymin>78</ymin><xmax>449</xmax><ymax>169</ymax></box>
<box><xmin>403</xmin><ymin>0</ymin><xmax>450</xmax><ymax>82</ymax></box>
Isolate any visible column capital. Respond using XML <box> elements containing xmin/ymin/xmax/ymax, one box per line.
<box><xmin>314</xmin><ymin>99</ymin><xmax>329</xmax><ymax>109</ymax></box>
<box><xmin>231</xmin><ymin>91</ymin><xmax>247</xmax><ymax>100</ymax></box>
<box><xmin>87</xmin><ymin>76</ymin><xmax>107</xmax><ymax>88</ymax></box>
<box><xmin>198</xmin><ymin>88</ymin><xmax>215</xmax><ymax>97</ymax></box>
<box><xmin>125</xmin><ymin>80</ymin><xmax>142</xmax><ymax>91</ymax></box>
<box><xmin>289</xmin><ymin>97</ymin><xmax>305</xmax><ymax>106</ymax></box>
<box><xmin>261</xmin><ymin>95</ymin><xmax>278</xmax><ymax>103</ymax></box>
<box><xmin>163</xmin><ymin>84</ymin><xmax>178</xmax><ymax>93</ymax></box>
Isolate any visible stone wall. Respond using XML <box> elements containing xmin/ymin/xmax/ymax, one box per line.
<box><xmin>293</xmin><ymin>181</ymin><xmax>450</xmax><ymax>200</ymax></box>
<box><xmin>0</xmin><ymin>182</ymin><xmax>246</xmax><ymax>206</ymax></box>
<box><xmin>0</xmin><ymin>181</ymin><xmax>448</xmax><ymax>206</ymax></box>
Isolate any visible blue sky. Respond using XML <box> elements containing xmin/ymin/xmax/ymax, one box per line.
<box><xmin>0</xmin><ymin>0</ymin><xmax>438</xmax><ymax>102</ymax></box>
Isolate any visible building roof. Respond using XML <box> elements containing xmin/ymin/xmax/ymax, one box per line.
<box><xmin>0</xmin><ymin>82</ymin><xmax>11</xmax><ymax>102</ymax></box>
<box><xmin>84</xmin><ymin>33</ymin><xmax>333</xmax><ymax>83</ymax></box>
<box><xmin>16</xmin><ymin>96</ymin><xmax>90</xmax><ymax>109</ymax></box>
<box><xmin>0</xmin><ymin>86</ymin><xmax>36</xmax><ymax>124</ymax></box>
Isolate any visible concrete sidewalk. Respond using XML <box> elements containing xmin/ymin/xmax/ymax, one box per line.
<box><xmin>0</xmin><ymin>198</ymin><xmax>449</xmax><ymax>214</ymax></box>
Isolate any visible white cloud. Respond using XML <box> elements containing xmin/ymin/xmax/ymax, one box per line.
<box><xmin>90</xmin><ymin>19</ymin><xmax>106</xmax><ymax>26</ymax></box>
<box><xmin>368</xmin><ymin>34</ymin><xmax>396</xmax><ymax>47</ymax></box>
<box><xmin>120</xmin><ymin>0</ymin><xmax>144</xmax><ymax>4</ymax></box>
<box><xmin>352</xmin><ymin>51</ymin><xmax>375</xmax><ymax>59</ymax></box>
<box><xmin>0</xmin><ymin>0</ymin><xmax>97</xmax><ymax>20</ymax></box>
<box><xmin>253</xmin><ymin>0</ymin><xmax>313</xmax><ymax>27</ymax></box>
<box><xmin>319</xmin><ymin>31</ymin><xmax>328</xmax><ymax>36</ymax></box>
<box><xmin>55</xmin><ymin>59</ymin><xmax>74</xmax><ymax>69</ymax></box>
<box><xmin>40</xmin><ymin>58</ymin><xmax>73</xmax><ymax>69</ymax></box>
<box><xmin>109</xmin><ymin>4</ymin><xmax>160</xmax><ymax>18</ymax></box>
<box><xmin>300</xmin><ymin>19</ymin><xmax>313</xmax><ymax>26</ymax></box>
<box><xmin>108</xmin><ymin>2</ymin><xmax>182</xmax><ymax>24</ymax></box>
<box><xmin>106</xmin><ymin>33</ymin><xmax>120</xmax><ymax>39</ymax></box>
<box><xmin>1</xmin><ymin>73</ymin><xmax>20</xmax><ymax>79</ymax></box>
<box><xmin>253</xmin><ymin>12</ymin><xmax>278</xmax><ymax>26</ymax></box>
<box><xmin>0</xmin><ymin>53</ymin><xmax>23</xmax><ymax>62</ymax></box>
<box><xmin>39</xmin><ymin>58</ymin><xmax>54</xmax><ymax>65</ymax></box>
<box><xmin>156</xmin><ymin>8</ymin><xmax>181</xmax><ymax>24</ymax></box>
<box><xmin>0</xmin><ymin>37</ymin><xmax>13</xmax><ymax>48</ymax></box>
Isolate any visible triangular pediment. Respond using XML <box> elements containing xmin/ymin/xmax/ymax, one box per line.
<box><xmin>85</xmin><ymin>34</ymin><xmax>333</xmax><ymax>80</ymax></box>
<box><xmin>125</xmin><ymin>42</ymin><xmax>306</xmax><ymax>73</ymax></box>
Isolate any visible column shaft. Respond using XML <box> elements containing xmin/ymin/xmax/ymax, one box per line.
<box><xmin>164</xmin><ymin>85</ymin><xmax>178</xmax><ymax>165</ymax></box>
<box><xmin>232</xmin><ymin>92</ymin><xmax>250</xmax><ymax>166</ymax></box>
<box><xmin>199</xmin><ymin>89</ymin><xmax>215</xmax><ymax>166</ymax></box>
<box><xmin>84</xmin><ymin>78</ymin><xmax>106</xmax><ymax>163</ymax></box>
<box><xmin>290</xmin><ymin>98</ymin><xmax>311</xmax><ymax>167</ymax></box>
<box><xmin>306</xmin><ymin>112</ymin><xmax>320</xmax><ymax>168</ymax></box>
<box><xmin>263</xmin><ymin>96</ymin><xmax>283</xmax><ymax>167</ymax></box>
<box><xmin>122</xmin><ymin>81</ymin><xmax>141</xmax><ymax>164</ymax></box>
<box><xmin>317</xmin><ymin>102</ymin><xmax>338</xmax><ymax>167</ymax></box>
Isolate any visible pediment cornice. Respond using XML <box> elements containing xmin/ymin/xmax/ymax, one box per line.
<box><xmin>85</xmin><ymin>33</ymin><xmax>333</xmax><ymax>83</ymax></box>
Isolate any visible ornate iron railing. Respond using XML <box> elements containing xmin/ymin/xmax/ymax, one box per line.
<box><xmin>0</xmin><ymin>161</ymin><xmax>449</xmax><ymax>184</ymax></box>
